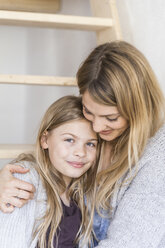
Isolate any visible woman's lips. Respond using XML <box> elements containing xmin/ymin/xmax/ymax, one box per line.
<box><xmin>99</xmin><ymin>130</ymin><xmax>113</xmax><ymax>135</ymax></box>
<box><xmin>67</xmin><ymin>161</ymin><xmax>85</xmax><ymax>168</ymax></box>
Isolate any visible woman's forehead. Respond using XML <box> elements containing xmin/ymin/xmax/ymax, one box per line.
<box><xmin>82</xmin><ymin>91</ymin><xmax>119</xmax><ymax>116</ymax></box>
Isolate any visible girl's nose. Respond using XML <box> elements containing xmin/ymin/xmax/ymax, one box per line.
<box><xmin>73</xmin><ymin>144</ymin><xmax>86</xmax><ymax>157</ymax></box>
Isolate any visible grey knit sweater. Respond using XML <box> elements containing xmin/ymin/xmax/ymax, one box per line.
<box><xmin>95</xmin><ymin>124</ymin><xmax>165</xmax><ymax>248</ymax></box>
<box><xmin>0</xmin><ymin>161</ymin><xmax>47</xmax><ymax>248</ymax></box>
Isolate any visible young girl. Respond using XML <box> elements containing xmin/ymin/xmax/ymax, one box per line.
<box><xmin>0</xmin><ymin>95</ymin><xmax>99</xmax><ymax>248</ymax></box>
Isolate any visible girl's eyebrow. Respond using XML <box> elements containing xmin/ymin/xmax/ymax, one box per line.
<box><xmin>83</xmin><ymin>104</ymin><xmax>120</xmax><ymax>117</ymax></box>
<box><xmin>87</xmin><ymin>138</ymin><xmax>98</xmax><ymax>142</ymax></box>
<box><xmin>61</xmin><ymin>133</ymin><xmax>77</xmax><ymax>137</ymax></box>
<box><xmin>61</xmin><ymin>133</ymin><xmax>98</xmax><ymax>141</ymax></box>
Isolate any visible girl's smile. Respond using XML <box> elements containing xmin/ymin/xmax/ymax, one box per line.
<box><xmin>41</xmin><ymin>119</ymin><xmax>98</xmax><ymax>185</ymax></box>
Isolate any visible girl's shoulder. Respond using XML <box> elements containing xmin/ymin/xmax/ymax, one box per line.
<box><xmin>13</xmin><ymin>160</ymin><xmax>41</xmax><ymax>190</ymax></box>
<box><xmin>0</xmin><ymin>160</ymin><xmax>46</xmax><ymax>248</ymax></box>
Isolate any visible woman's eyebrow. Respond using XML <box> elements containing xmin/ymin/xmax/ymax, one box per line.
<box><xmin>83</xmin><ymin>104</ymin><xmax>92</xmax><ymax>114</ymax></box>
<box><xmin>83</xmin><ymin>104</ymin><xmax>120</xmax><ymax>117</ymax></box>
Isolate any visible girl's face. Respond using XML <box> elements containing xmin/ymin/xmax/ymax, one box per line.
<box><xmin>41</xmin><ymin>119</ymin><xmax>98</xmax><ymax>185</ymax></box>
<box><xmin>82</xmin><ymin>91</ymin><xmax>128</xmax><ymax>141</ymax></box>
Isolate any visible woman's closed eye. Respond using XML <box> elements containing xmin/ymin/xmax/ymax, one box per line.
<box><xmin>106</xmin><ymin>117</ymin><xmax>119</xmax><ymax>122</ymax></box>
<box><xmin>106</xmin><ymin>114</ymin><xmax>120</xmax><ymax>122</ymax></box>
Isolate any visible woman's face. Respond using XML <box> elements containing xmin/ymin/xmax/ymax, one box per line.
<box><xmin>41</xmin><ymin>119</ymin><xmax>98</xmax><ymax>185</ymax></box>
<box><xmin>82</xmin><ymin>91</ymin><xmax>128</xmax><ymax>141</ymax></box>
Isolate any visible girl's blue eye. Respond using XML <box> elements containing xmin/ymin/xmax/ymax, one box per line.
<box><xmin>87</xmin><ymin>142</ymin><xmax>96</xmax><ymax>147</ymax></box>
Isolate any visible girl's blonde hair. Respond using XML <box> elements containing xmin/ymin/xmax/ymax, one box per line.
<box><xmin>77</xmin><ymin>41</ymin><xmax>165</xmax><ymax>211</ymax></box>
<box><xmin>15</xmin><ymin>95</ymin><xmax>100</xmax><ymax>247</ymax></box>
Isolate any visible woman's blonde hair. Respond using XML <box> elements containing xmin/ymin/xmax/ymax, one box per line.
<box><xmin>14</xmin><ymin>95</ymin><xmax>100</xmax><ymax>247</ymax></box>
<box><xmin>77</xmin><ymin>40</ymin><xmax>165</xmax><ymax>211</ymax></box>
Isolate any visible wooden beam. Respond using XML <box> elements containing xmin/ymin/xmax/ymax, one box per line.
<box><xmin>0</xmin><ymin>10</ymin><xmax>113</xmax><ymax>31</ymax></box>
<box><xmin>0</xmin><ymin>74</ymin><xmax>77</xmax><ymax>86</ymax></box>
<box><xmin>0</xmin><ymin>144</ymin><xmax>35</xmax><ymax>159</ymax></box>
<box><xmin>0</xmin><ymin>0</ymin><xmax>60</xmax><ymax>13</ymax></box>
<box><xmin>90</xmin><ymin>0</ymin><xmax>122</xmax><ymax>44</ymax></box>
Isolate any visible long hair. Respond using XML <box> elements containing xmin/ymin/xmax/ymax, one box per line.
<box><xmin>77</xmin><ymin>41</ymin><xmax>165</xmax><ymax>211</ymax></box>
<box><xmin>14</xmin><ymin>95</ymin><xmax>100</xmax><ymax>247</ymax></box>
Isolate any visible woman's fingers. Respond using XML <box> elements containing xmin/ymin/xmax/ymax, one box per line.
<box><xmin>5</xmin><ymin>197</ymin><xmax>29</xmax><ymax>208</ymax></box>
<box><xmin>6</xmin><ymin>163</ymin><xmax>29</xmax><ymax>174</ymax></box>
<box><xmin>11</xmin><ymin>177</ymin><xmax>36</xmax><ymax>195</ymax></box>
<box><xmin>17</xmin><ymin>189</ymin><xmax>34</xmax><ymax>200</ymax></box>
<box><xmin>0</xmin><ymin>197</ymin><xmax>29</xmax><ymax>213</ymax></box>
<box><xmin>0</xmin><ymin>164</ymin><xmax>35</xmax><ymax>212</ymax></box>
<box><xmin>0</xmin><ymin>203</ymin><xmax>15</xmax><ymax>213</ymax></box>
<box><xmin>1</xmin><ymin>185</ymin><xmax>34</xmax><ymax>201</ymax></box>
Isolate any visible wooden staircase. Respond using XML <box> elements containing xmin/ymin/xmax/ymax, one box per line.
<box><xmin>0</xmin><ymin>0</ymin><xmax>122</xmax><ymax>159</ymax></box>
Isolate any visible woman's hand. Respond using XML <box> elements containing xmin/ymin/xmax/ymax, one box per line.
<box><xmin>0</xmin><ymin>164</ymin><xmax>35</xmax><ymax>213</ymax></box>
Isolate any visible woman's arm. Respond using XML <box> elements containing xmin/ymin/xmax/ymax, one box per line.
<box><xmin>95</xmin><ymin>155</ymin><xmax>165</xmax><ymax>248</ymax></box>
<box><xmin>0</xmin><ymin>164</ymin><xmax>35</xmax><ymax>212</ymax></box>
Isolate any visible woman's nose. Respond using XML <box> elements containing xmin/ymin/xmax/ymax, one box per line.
<box><xmin>92</xmin><ymin>118</ymin><xmax>105</xmax><ymax>133</ymax></box>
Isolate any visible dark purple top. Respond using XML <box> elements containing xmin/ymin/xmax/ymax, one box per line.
<box><xmin>45</xmin><ymin>200</ymin><xmax>81</xmax><ymax>248</ymax></box>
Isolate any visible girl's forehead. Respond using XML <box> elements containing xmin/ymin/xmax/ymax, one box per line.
<box><xmin>52</xmin><ymin>119</ymin><xmax>96</xmax><ymax>136</ymax></box>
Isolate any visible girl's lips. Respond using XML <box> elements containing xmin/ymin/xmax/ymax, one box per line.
<box><xmin>67</xmin><ymin>161</ymin><xmax>85</xmax><ymax>168</ymax></box>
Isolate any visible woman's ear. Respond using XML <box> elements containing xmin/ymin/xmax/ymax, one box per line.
<box><xmin>40</xmin><ymin>131</ymin><xmax>49</xmax><ymax>149</ymax></box>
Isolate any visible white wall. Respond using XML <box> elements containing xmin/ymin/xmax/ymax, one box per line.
<box><xmin>0</xmin><ymin>0</ymin><xmax>165</xmax><ymax>167</ymax></box>
<box><xmin>117</xmin><ymin>0</ymin><xmax>165</xmax><ymax>94</ymax></box>
<box><xmin>0</xmin><ymin>0</ymin><xmax>96</xmax><ymax>166</ymax></box>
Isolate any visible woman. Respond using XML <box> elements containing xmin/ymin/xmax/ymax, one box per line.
<box><xmin>0</xmin><ymin>95</ymin><xmax>99</xmax><ymax>248</ymax></box>
<box><xmin>0</xmin><ymin>41</ymin><xmax>165</xmax><ymax>247</ymax></box>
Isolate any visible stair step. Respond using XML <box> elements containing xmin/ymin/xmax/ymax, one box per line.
<box><xmin>0</xmin><ymin>144</ymin><xmax>35</xmax><ymax>159</ymax></box>
<box><xmin>0</xmin><ymin>10</ymin><xmax>113</xmax><ymax>31</ymax></box>
<box><xmin>0</xmin><ymin>74</ymin><xmax>76</xmax><ymax>86</ymax></box>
